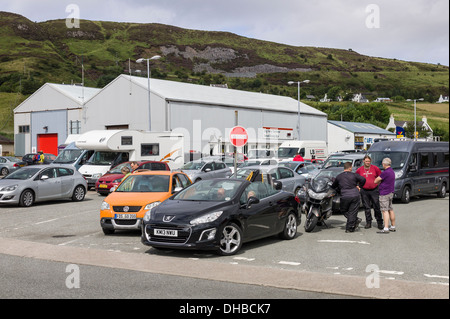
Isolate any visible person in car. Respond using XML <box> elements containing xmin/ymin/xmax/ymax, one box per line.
<box><xmin>293</xmin><ymin>153</ymin><xmax>304</xmax><ymax>161</ymax></box>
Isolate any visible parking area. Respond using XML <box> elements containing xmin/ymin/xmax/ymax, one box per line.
<box><xmin>0</xmin><ymin>189</ymin><xmax>448</xmax><ymax>290</ymax></box>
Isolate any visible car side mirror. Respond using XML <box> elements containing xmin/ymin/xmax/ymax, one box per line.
<box><xmin>41</xmin><ymin>175</ymin><xmax>49</xmax><ymax>181</ymax></box>
<box><xmin>173</xmin><ymin>186</ymin><xmax>183</xmax><ymax>193</ymax></box>
<box><xmin>273</xmin><ymin>180</ymin><xmax>282</xmax><ymax>190</ymax></box>
<box><xmin>247</xmin><ymin>196</ymin><xmax>260</xmax><ymax>209</ymax></box>
<box><xmin>204</xmin><ymin>168</ymin><xmax>212</xmax><ymax>172</ymax></box>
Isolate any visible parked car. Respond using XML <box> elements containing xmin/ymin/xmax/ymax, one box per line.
<box><xmin>278</xmin><ymin>161</ymin><xmax>320</xmax><ymax>179</ymax></box>
<box><xmin>141</xmin><ymin>177</ymin><xmax>300</xmax><ymax>256</ymax></box>
<box><xmin>0</xmin><ymin>156</ymin><xmax>22</xmax><ymax>176</ymax></box>
<box><xmin>95</xmin><ymin>161</ymin><xmax>170</xmax><ymax>195</ymax></box>
<box><xmin>235</xmin><ymin>165</ymin><xmax>306</xmax><ymax>194</ymax></box>
<box><xmin>100</xmin><ymin>170</ymin><xmax>191</xmax><ymax>235</ymax></box>
<box><xmin>321</xmin><ymin>153</ymin><xmax>365</xmax><ymax>171</ymax></box>
<box><xmin>0</xmin><ymin>165</ymin><xmax>87</xmax><ymax>207</ymax></box>
<box><xmin>18</xmin><ymin>153</ymin><xmax>56</xmax><ymax>166</ymax></box>
<box><xmin>181</xmin><ymin>160</ymin><xmax>232</xmax><ymax>182</ymax></box>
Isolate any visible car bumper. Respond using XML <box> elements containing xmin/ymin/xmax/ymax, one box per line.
<box><xmin>0</xmin><ymin>192</ymin><xmax>20</xmax><ymax>205</ymax></box>
<box><xmin>141</xmin><ymin>223</ymin><xmax>220</xmax><ymax>251</ymax></box>
<box><xmin>100</xmin><ymin>217</ymin><xmax>143</xmax><ymax>231</ymax></box>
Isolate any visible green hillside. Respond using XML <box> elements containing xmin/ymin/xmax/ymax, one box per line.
<box><xmin>0</xmin><ymin>11</ymin><xmax>448</xmax><ymax>139</ymax></box>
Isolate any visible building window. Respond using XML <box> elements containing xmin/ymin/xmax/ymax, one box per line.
<box><xmin>70</xmin><ymin>120</ymin><xmax>81</xmax><ymax>134</ymax></box>
<box><xmin>19</xmin><ymin>125</ymin><xmax>30</xmax><ymax>133</ymax></box>
<box><xmin>121</xmin><ymin>136</ymin><xmax>133</xmax><ymax>146</ymax></box>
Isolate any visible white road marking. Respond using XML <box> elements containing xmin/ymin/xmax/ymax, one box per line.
<box><xmin>233</xmin><ymin>257</ymin><xmax>255</xmax><ymax>261</ymax></box>
<box><xmin>278</xmin><ymin>261</ymin><xmax>301</xmax><ymax>266</ymax></box>
<box><xmin>317</xmin><ymin>240</ymin><xmax>370</xmax><ymax>245</ymax></box>
<box><xmin>424</xmin><ymin>274</ymin><xmax>449</xmax><ymax>279</ymax></box>
<box><xmin>377</xmin><ymin>270</ymin><xmax>404</xmax><ymax>275</ymax></box>
<box><xmin>35</xmin><ymin>218</ymin><xmax>59</xmax><ymax>225</ymax></box>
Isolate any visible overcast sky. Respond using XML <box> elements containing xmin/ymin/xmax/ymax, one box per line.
<box><xmin>1</xmin><ymin>0</ymin><xmax>448</xmax><ymax>66</ymax></box>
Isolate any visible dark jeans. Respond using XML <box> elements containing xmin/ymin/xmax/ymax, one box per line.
<box><xmin>340</xmin><ymin>196</ymin><xmax>360</xmax><ymax>231</ymax></box>
<box><xmin>360</xmin><ymin>188</ymin><xmax>382</xmax><ymax>224</ymax></box>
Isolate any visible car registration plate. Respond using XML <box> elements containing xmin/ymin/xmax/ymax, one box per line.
<box><xmin>114</xmin><ymin>214</ymin><xmax>137</xmax><ymax>219</ymax></box>
<box><xmin>99</xmin><ymin>184</ymin><xmax>108</xmax><ymax>188</ymax></box>
<box><xmin>154</xmin><ymin>229</ymin><xmax>178</xmax><ymax>237</ymax></box>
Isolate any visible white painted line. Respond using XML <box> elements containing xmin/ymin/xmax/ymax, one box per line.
<box><xmin>318</xmin><ymin>240</ymin><xmax>370</xmax><ymax>245</ymax></box>
<box><xmin>278</xmin><ymin>261</ymin><xmax>301</xmax><ymax>266</ymax></box>
<box><xmin>233</xmin><ymin>257</ymin><xmax>255</xmax><ymax>261</ymax></box>
<box><xmin>35</xmin><ymin>218</ymin><xmax>59</xmax><ymax>225</ymax></box>
<box><xmin>424</xmin><ymin>274</ymin><xmax>449</xmax><ymax>279</ymax></box>
<box><xmin>377</xmin><ymin>270</ymin><xmax>404</xmax><ymax>275</ymax></box>
<box><xmin>430</xmin><ymin>282</ymin><xmax>449</xmax><ymax>286</ymax></box>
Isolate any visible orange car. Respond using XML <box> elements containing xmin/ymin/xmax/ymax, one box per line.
<box><xmin>100</xmin><ymin>170</ymin><xmax>191</xmax><ymax>235</ymax></box>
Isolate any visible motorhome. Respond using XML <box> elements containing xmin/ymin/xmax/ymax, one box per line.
<box><xmin>76</xmin><ymin>130</ymin><xmax>184</xmax><ymax>188</ymax></box>
<box><xmin>277</xmin><ymin>140</ymin><xmax>328</xmax><ymax>161</ymax></box>
<box><xmin>53</xmin><ymin>142</ymin><xmax>95</xmax><ymax>171</ymax></box>
<box><xmin>368</xmin><ymin>140</ymin><xmax>449</xmax><ymax>203</ymax></box>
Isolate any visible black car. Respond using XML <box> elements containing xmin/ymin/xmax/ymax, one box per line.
<box><xmin>19</xmin><ymin>153</ymin><xmax>56</xmax><ymax>166</ymax></box>
<box><xmin>141</xmin><ymin>178</ymin><xmax>300</xmax><ymax>256</ymax></box>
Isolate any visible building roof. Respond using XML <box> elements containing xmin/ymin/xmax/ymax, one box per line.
<box><xmin>328</xmin><ymin>120</ymin><xmax>395</xmax><ymax>135</ymax></box>
<box><xmin>117</xmin><ymin>75</ymin><xmax>327</xmax><ymax>117</ymax></box>
<box><xmin>48</xmin><ymin>83</ymin><xmax>101</xmax><ymax>104</ymax></box>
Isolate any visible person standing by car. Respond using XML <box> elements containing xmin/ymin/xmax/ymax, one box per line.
<box><xmin>374</xmin><ymin>158</ymin><xmax>396</xmax><ymax>234</ymax></box>
<box><xmin>38</xmin><ymin>151</ymin><xmax>45</xmax><ymax>164</ymax></box>
<box><xmin>356</xmin><ymin>155</ymin><xmax>383</xmax><ymax>229</ymax></box>
<box><xmin>331</xmin><ymin>162</ymin><xmax>366</xmax><ymax>233</ymax></box>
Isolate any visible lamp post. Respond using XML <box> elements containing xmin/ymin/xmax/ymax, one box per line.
<box><xmin>288</xmin><ymin>80</ymin><xmax>310</xmax><ymax>140</ymax></box>
<box><xmin>136</xmin><ymin>55</ymin><xmax>161</xmax><ymax>131</ymax></box>
<box><xmin>413</xmin><ymin>98</ymin><xmax>424</xmax><ymax>141</ymax></box>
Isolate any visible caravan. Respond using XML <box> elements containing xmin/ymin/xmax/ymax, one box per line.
<box><xmin>277</xmin><ymin>140</ymin><xmax>328</xmax><ymax>162</ymax></box>
<box><xmin>53</xmin><ymin>142</ymin><xmax>95</xmax><ymax>171</ymax></box>
<box><xmin>76</xmin><ymin>130</ymin><xmax>184</xmax><ymax>188</ymax></box>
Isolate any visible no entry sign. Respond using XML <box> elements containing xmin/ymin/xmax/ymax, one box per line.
<box><xmin>229</xmin><ymin>126</ymin><xmax>248</xmax><ymax>147</ymax></box>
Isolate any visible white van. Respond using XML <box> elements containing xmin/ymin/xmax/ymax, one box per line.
<box><xmin>76</xmin><ymin>130</ymin><xmax>184</xmax><ymax>188</ymax></box>
<box><xmin>277</xmin><ymin>140</ymin><xmax>328</xmax><ymax>161</ymax></box>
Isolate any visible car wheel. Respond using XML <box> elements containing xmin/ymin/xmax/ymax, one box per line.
<box><xmin>401</xmin><ymin>186</ymin><xmax>411</xmax><ymax>204</ymax></box>
<box><xmin>72</xmin><ymin>185</ymin><xmax>86</xmax><ymax>201</ymax></box>
<box><xmin>1</xmin><ymin>167</ymin><xmax>8</xmax><ymax>176</ymax></box>
<box><xmin>437</xmin><ymin>183</ymin><xmax>447</xmax><ymax>198</ymax></box>
<box><xmin>19</xmin><ymin>190</ymin><xmax>34</xmax><ymax>207</ymax></box>
<box><xmin>279</xmin><ymin>211</ymin><xmax>297</xmax><ymax>240</ymax></box>
<box><xmin>218</xmin><ymin>223</ymin><xmax>243</xmax><ymax>256</ymax></box>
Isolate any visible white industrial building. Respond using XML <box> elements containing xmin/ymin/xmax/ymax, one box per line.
<box><xmin>13</xmin><ymin>83</ymin><xmax>100</xmax><ymax>156</ymax></box>
<box><xmin>327</xmin><ymin>120</ymin><xmax>395</xmax><ymax>153</ymax></box>
<box><xmin>14</xmin><ymin>75</ymin><xmax>328</xmax><ymax>157</ymax></box>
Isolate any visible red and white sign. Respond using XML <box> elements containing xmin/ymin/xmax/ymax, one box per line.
<box><xmin>229</xmin><ymin>126</ymin><xmax>248</xmax><ymax>147</ymax></box>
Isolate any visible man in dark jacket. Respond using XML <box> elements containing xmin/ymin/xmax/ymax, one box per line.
<box><xmin>331</xmin><ymin>162</ymin><xmax>366</xmax><ymax>232</ymax></box>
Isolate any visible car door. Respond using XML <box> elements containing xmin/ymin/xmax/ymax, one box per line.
<box><xmin>215</xmin><ymin>162</ymin><xmax>231</xmax><ymax>178</ymax></box>
<box><xmin>57</xmin><ymin>167</ymin><xmax>75</xmax><ymax>196</ymax></box>
<box><xmin>201</xmin><ymin>162</ymin><xmax>215</xmax><ymax>179</ymax></box>
<box><xmin>277</xmin><ymin>167</ymin><xmax>296</xmax><ymax>193</ymax></box>
<box><xmin>239</xmin><ymin>182</ymin><xmax>277</xmax><ymax>240</ymax></box>
<box><xmin>36</xmin><ymin>168</ymin><xmax>61</xmax><ymax>200</ymax></box>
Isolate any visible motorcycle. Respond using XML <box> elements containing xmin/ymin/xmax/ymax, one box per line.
<box><xmin>296</xmin><ymin>169</ymin><xmax>340</xmax><ymax>232</ymax></box>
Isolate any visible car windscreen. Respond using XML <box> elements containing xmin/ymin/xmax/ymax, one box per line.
<box><xmin>116</xmin><ymin>175</ymin><xmax>170</xmax><ymax>192</ymax></box>
<box><xmin>53</xmin><ymin>149</ymin><xmax>84</xmax><ymax>164</ymax></box>
<box><xmin>322</xmin><ymin>158</ymin><xmax>354</xmax><ymax>168</ymax></box>
<box><xmin>279</xmin><ymin>162</ymin><xmax>299</xmax><ymax>170</ymax></box>
<box><xmin>6</xmin><ymin>157</ymin><xmax>20</xmax><ymax>162</ymax></box>
<box><xmin>173</xmin><ymin>179</ymin><xmax>243</xmax><ymax>201</ymax></box>
<box><xmin>107</xmin><ymin>162</ymin><xmax>131</xmax><ymax>174</ymax></box>
<box><xmin>368</xmin><ymin>151</ymin><xmax>409</xmax><ymax>170</ymax></box>
<box><xmin>4</xmin><ymin>167</ymin><xmax>41</xmax><ymax>180</ymax></box>
<box><xmin>277</xmin><ymin>147</ymin><xmax>298</xmax><ymax>158</ymax></box>
<box><xmin>86</xmin><ymin>152</ymin><xmax>120</xmax><ymax>165</ymax></box>
<box><xmin>181</xmin><ymin>161</ymin><xmax>204</xmax><ymax>170</ymax></box>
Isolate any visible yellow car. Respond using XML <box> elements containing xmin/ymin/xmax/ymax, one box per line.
<box><xmin>100</xmin><ymin>170</ymin><xmax>191</xmax><ymax>235</ymax></box>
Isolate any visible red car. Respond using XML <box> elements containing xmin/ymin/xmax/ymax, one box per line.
<box><xmin>95</xmin><ymin>161</ymin><xmax>170</xmax><ymax>195</ymax></box>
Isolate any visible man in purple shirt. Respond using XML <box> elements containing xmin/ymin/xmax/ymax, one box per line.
<box><xmin>374</xmin><ymin>157</ymin><xmax>396</xmax><ymax>234</ymax></box>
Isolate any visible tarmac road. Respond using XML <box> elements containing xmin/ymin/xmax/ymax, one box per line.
<box><xmin>0</xmin><ymin>190</ymin><xmax>448</xmax><ymax>299</ymax></box>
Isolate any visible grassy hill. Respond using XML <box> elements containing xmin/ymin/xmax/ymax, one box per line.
<box><xmin>0</xmin><ymin>11</ymin><xmax>448</xmax><ymax>139</ymax></box>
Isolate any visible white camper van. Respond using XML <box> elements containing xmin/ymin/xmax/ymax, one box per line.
<box><xmin>76</xmin><ymin>130</ymin><xmax>184</xmax><ymax>188</ymax></box>
<box><xmin>277</xmin><ymin>140</ymin><xmax>328</xmax><ymax>161</ymax></box>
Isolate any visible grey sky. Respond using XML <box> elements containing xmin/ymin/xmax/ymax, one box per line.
<box><xmin>1</xmin><ymin>0</ymin><xmax>448</xmax><ymax>66</ymax></box>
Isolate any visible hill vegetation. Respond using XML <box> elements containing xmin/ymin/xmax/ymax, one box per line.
<box><xmin>0</xmin><ymin>11</ymin><xmax>448</xmax><ymax>140</ymax></box>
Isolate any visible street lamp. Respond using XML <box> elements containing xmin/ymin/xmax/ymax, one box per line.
<box><xmin>288</xmin><ymin>80</ymin><xmax>310</xmax><ymax>140</ymax></box>
<box><xmin>413</xmin><ymin>98</ymin><xmax>424</xmax><ymax>141</ymax></box>
<box><xmin>136</xmin><ymin>55</ymin><xmax>161</xmax><ymax>131</ymax></box>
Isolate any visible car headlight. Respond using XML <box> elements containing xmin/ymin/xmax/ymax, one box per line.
<box><xmin>0</xmin><ymin>184</ymin><xmax>18</xmax><ymax>192</ymax></box>
<box><xmin>190</xmin><ymin>211</ymin><xmax>223</xmax><ymax>226</ymax></box>
<box><xmin>92</xmin><ymin>173</ymin><xmax>103</xmax><ymax>179</ymax></box>
<box><xmin>143</xmin><ymin>202</ymin><xmax>162</xmax><ymax>222</ymax></box>
<box><xmin>100</xmin><ymin>201</ymin><xmax>110</xmax><ymax>210</ymax></box>
<box><xmin>112</xmin><ymin>178</ymin><xmax>122</xmax><ymax>183</ymax></box>
<box><xmin>395</xmin><ymin>170</ymin><xmax>403</xmax><ymax>179</ymax></box>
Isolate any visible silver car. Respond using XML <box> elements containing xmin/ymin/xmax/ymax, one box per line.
<box><xmin>236</xmin><ymin>165</ymin><xmax>306</xmax><ymax>194</ymax></box>
<box><xmin>0</xmin><ymin>165</ymin><xmax>87</xmax><ymax>207</ymax></box>
<box><xmin>181</xmin><ymin>160</ymin><xmax>232</xmax><ymax>182</ymax></box>
<box><xmin>0</xmin><ymin>156</ymin><xmax>22</xmax><ymax>176</ymax></box>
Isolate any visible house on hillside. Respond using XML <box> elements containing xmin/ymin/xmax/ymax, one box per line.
<box><xmin>374</xmin><ymin>97</ymin><xmax>392</xmax><ymax>103</ymax></box>
<box><xmin>352</xmin><ymin>93</ymin><xmax>369</xmax><ymax>103</ymax></box>
<box><xmin>0</xmin><ymin>134</ymin><xmax>14</xmax><ymax>156</ymax></box>
<box><xmin>385</xmin><ymin>114</ymin><xmax>433</xmax><ymax>137</ymax></box>
<box><xmin>320</xmin><ymin>94</ymin><xmax>330</xmax><ymax>102</ymax></box>
<box><xmin>436</xmin><ymin>95</ymin><xmax>449</xmax><ymax>103</ymax></box>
